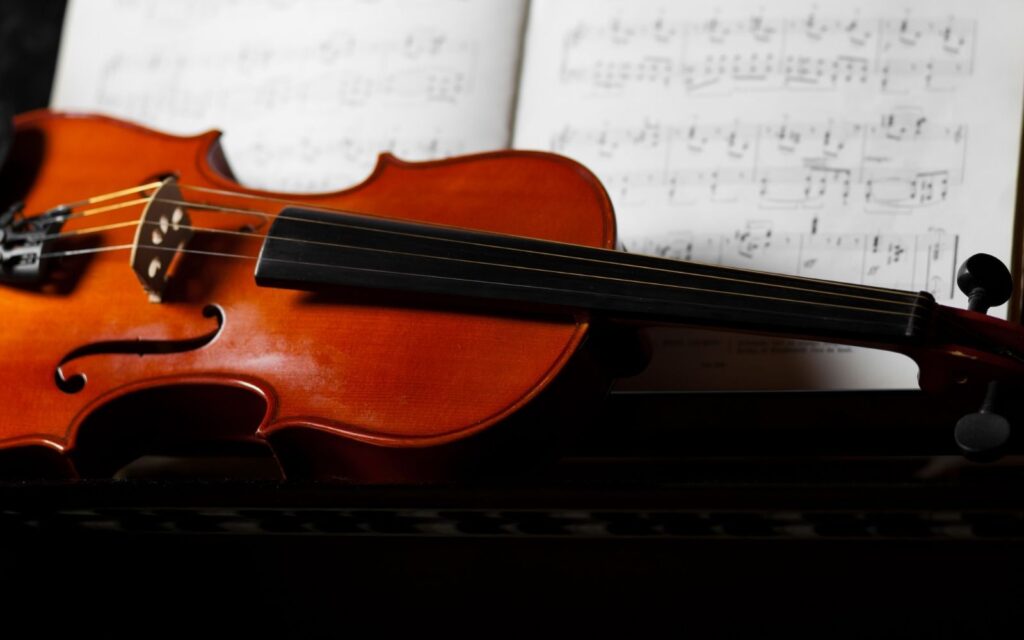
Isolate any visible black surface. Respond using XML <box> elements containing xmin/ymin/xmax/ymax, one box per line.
<box><xmin>0</xmin><ymin>0</ymin><xmax>65</xmax><ymax>113</ymax></box>
<box><xmin>4</xmin><ymin>454</ymin><xmax>1024</xmax><ymax>637</ymax></box>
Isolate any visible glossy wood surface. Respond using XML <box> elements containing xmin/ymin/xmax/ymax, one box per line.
<box><xmin>0</xmin><ymin>111</ymin><xmax>615</xmax><ymax>468</ymax></box>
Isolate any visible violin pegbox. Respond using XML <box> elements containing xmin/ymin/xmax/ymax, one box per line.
<box><xmin>130</xmin><ymin>178</ymin><xmax>193</xmax><ymax>302</ymax></box>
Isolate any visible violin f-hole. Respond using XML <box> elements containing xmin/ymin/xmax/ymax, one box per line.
<box><xmin>54</xmin><ymin>304</ymin><xmax>226</xmax><ymax>394</ymax></box>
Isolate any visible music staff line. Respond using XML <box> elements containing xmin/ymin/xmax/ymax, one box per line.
<box><xmin>99</xmin><ymin>28</ymin><xmax>475</xmax><ymax>72</ymax></box>
<box><xmin>111</xmin><ymin>0</ymin><xmax>457</xmax><ymax>27</ymax></box>
<box><xmin>560</xmin><ymin>12</ymin><xmax>975</xmax><ymax>94</ymax></box>
<box><xmin>626</xmin><ymin>228</ymin><xmax>958</xmax><ymax>298</ymax></box>
<box><xmin>94</xmin><ymin>29</ymin><xmax>478</xmax><ymax>118</ymax></box>
<box><xmin>552</xmin><ymin>114</ymin><xmax>966</xmax><ymax>209</ymax></box>
<box><xmin>230</xmin><ymin>132</ymin><xmax>467</xmax><ymax>192</ymax></box>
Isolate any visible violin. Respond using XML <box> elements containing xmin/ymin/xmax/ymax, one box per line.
<box><xmin>1</xmin><ymin>110</ymin><xmax>1021</xmax><ymax>481</ymax></box>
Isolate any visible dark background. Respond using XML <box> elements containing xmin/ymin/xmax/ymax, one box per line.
<box><xmin>3</xmin><ymin>1</ymin><xmax>1024</xmax><ymax>636</ymax></box>
<box><xmin>0</xmin><ymin>1</ymin><xmax>64</xmax><ymax>113</ymax></box>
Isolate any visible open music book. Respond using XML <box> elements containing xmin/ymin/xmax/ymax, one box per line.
<box><xmin>51</xmin><ymin>0</ymin><xmax>1024</xmax><ymax>390</ymax></box>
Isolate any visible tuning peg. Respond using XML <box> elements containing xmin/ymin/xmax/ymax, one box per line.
<box><xmin>956</xmin><ymin>253</ymin><xmax>1013</xmax><ymax>313</ymax></box>
<box><xmin>955</xmin><ymin>384</ymin><xmax>1012</xmax><ymax>462</ymax></box>
<box><xmin>952</xmin><ymin>254</ymin><xmax>1015</xmax><ymax>461</ymax></box>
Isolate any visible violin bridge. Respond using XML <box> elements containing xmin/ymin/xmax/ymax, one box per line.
<box><xmin>129</xmin><ymin>178</ymin><xmax>193</xmax><ymax>303</ymax></box>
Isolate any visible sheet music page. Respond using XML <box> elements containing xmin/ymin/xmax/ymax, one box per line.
<box><xmin>515</xmin><ymin>0</ymin><xmax>1024</xmax><ymax>389</ymax></box>
<box><xmin>52</xmin><ymin>0</ymin><xmax>527</xmax><ymax>192</ymax></box>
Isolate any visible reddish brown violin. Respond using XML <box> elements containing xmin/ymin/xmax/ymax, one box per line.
<box><xmin>1</xmin><ymin>111</ymin><xmax>1022</xmax><ymax>480</ymax></box>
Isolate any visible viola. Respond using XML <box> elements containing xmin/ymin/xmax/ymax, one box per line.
<box><xmin>0</xmin><ymin>110</ymin><xmax>1020</xmax><ymax>481</ymax></box>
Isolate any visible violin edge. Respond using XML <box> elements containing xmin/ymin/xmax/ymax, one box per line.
<box><xmin>14</xmin><ymin>109</ymin><xmax>618</xmax><ymax>251</ymax></box>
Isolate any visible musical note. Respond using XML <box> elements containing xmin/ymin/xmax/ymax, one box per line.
<box><xmin>548</xmin><ymin>115</ymin><xmax>964</xmax><ymax>209</ymax></box>
<box><xmin>230</xmin><ymin>132</ymin><xmax>465</xmax><ymax>191</ymax></box>
<box><xmin>55</xmin><ymin>0</ymin><xmax>526</xmax><ymax>192</ymax></box>
<box><xmin>628</xmin><ymin>228</ymin><xmax>957</xmax><ymax>297</ymax></box>
<box><xmin>557</xmin><ymin>11</ymin><xmax>976</xmax><ymax>95</ymax></box>
<box><xmin>506</xmin><ymin>0</ymin><xmax>1020</xmax><ymax>390</ymax></box>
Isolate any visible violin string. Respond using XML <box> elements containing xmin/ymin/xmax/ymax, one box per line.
<box><xmin>26</xmin><ymin>218</ymin><xmax>139</xmax><ymax>244</ymax></box>
<box><xmin>63</xmin><ymin>197</ymin><xmax>153</xmax><ymax>221</ymax></box>
<box><xmin>39</xmin><ymin>217</ymin><xmax>921</xmax><ymax>320</ymax></box>
<box><xmin>41</xmin><ymin>243</ymin><xmax>136</xmax><ymax>258</ymax></box>
<box><xmin>40</xmin><ymin>238</ymin><xmax>912</xmax><ymax>322</ymax></box>
<box><xmin>40</xmin><ymin>205</ymin><xmax>920</xmax><ymax>313</ymax></box>
<box><xmin>58</xmin><ymin>182</ymin><xmax>164</xmax><ymax>209</ymax></box>
<box><xmin>180</xmin><ymin>183</ymin><xmax>331</xmax><ymax>207</ymax></box>
<box><xmin>56</xmin><ymin>195</ymin><xmax>269</xmax><ymax>226</ymax></box>
<box><xmin>151</xmin><ymin>197</ymin><xmax>272</xmax><ymax>224</ymax></box>
<box><xmin>42</xmin><ymin>180</ymin><xmax>919</xmax><ymax>301</ymax></box>
<box><xmin>191</xmin><ymin>199</ymin><xmax>918</xmax><ymax>309</ymax></box>
<box><xmin>42</xmin><ymin>242</ymin><xmax>255</xmax><ymax>261</ymax></box>
<box><xmin>125</xmin><ymin>199</ymin><xmax>925</xmax><ymax>307</ymax></box>
<box><xmin>28</xmin><ymin>184</ymin><xmax>922</xmax><ymax>313</ymax></box>
<box><xmin>201</xmin><ymin>223</ymin><xmax>921</xmax><ymax>316</ymax></box>
<box><xmin>178</xmin><ymin>182</ymin><xmax>920</xmax><ymax>300</ymax></box>
<box><xmin>59</xmin><ymin>219</ymin><xmax>142</xmax><ymax>237</ymax></box>
<box><xmin>37</xmin><ymin>196</ymin><xmax>921</xmax><ymax>314</ymax></box>
<box><xmin>259</xmin><ymin>255</ymin><xmax>919</xmax><ymax>330</ymax></box>
<box><xmin>253</xmin><ymin>245</ymin><xmax>919</xmax><ymax>318</ymax></box>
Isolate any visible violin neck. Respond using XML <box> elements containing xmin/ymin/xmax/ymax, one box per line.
<box><xmin>255</xmin><ymin>207</ymin><xmax>935</xmax><ymax>346</ymax></box>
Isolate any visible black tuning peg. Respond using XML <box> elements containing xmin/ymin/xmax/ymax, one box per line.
<box><xmin>953</xmin><ymin>253</ymin><xmax>1015</xmax><ymax>461</ymax></box>
<box><xmin>957</xmin><ymin>253</ymin><xmax>1013</xmax><ymax>313</ymax></box>
<box><xmin>955</xmin><ymin>384</ymin><xmax>1012</xmax><ymax>462</ymax></box>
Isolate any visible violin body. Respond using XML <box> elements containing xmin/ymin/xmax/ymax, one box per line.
<box><xmin>0</xmin><ymin>111</ymin><xmax>617</xmax><ymax>480</ymax></box>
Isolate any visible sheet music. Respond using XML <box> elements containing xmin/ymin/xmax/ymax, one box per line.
<box><xmin>52</xmin><ymin>0</ymin><xmax>527</xmax><ymax>192</ymax></box>
<box><xmin>515</xmin><ymin>0</ymin><xmax>1024</xmax><ymax>389</ymax></box>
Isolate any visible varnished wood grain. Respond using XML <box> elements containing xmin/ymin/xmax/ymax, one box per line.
<box><xmin>0</xmin><ymin>111</ymin><xmax>615</xmax><ymax>475</ymax></box>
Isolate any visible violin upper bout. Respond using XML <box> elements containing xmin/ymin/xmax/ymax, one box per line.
<box><xmin>360</xmin><ymin>148</ymin><xmax>617</xmax><ymax>250</ymax></box>
<box><xmin>7</xmin><ymin>110</ymin><xmax>233</xmax><ymax>210</ymax></box>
